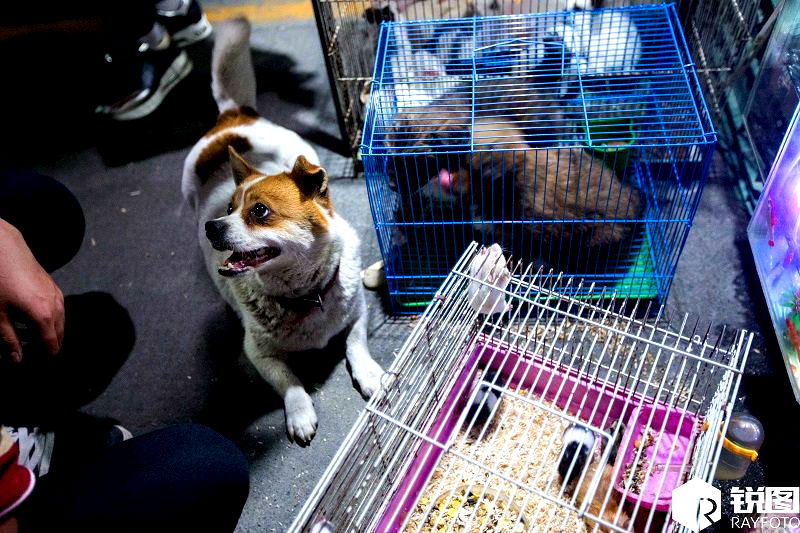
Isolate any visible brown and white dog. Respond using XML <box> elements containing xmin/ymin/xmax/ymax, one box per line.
<box><xmin>182</xmin><ymin>18</ymin><xmax>384</xmax><ymax>444</ymax></box>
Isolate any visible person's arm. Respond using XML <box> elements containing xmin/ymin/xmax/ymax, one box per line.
<box><xmin>0</xmin><ymin>218</ymin><xmax>64</xmax><ymax>361</ymax></box>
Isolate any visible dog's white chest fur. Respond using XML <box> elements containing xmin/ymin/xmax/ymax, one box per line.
<box><xmin>229</xmin><ymin>216</ymin><xmax>364</xmax><ymax>352</ymax></box>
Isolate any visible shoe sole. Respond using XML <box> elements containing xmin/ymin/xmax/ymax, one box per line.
<box><xmin>112</xmin><ymin>51</ymin><xmax>193</xmax><ymax>121</ymax></box>
<box><xmin>171</xmin><ymin>15</ymin><xmax>213</xmax><ymax>47</ymax></box>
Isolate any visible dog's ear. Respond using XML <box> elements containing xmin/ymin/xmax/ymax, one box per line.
<box><xmin>290</xmin><ymin>155</ymin><xmax>328</xmax><ymax>199</ymax></box>
<box><xmin>229</xmin><ymin>146</ymin><xmax>257</xmax><ymax>185</ymax></box>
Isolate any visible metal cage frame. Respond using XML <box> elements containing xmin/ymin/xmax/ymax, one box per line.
<box><xmin>290</xmin><ymin>242</ymin><xmax>753</xmax><ymax>533</ymax></box>
<box><xmin>311</xmin><ymin>0</ymin><xmax>768</xmax><ymax>169</ymax></box>
<box><xmin>362</xmin><ymin>4</ymin><xmax>715</xmax><ymax>312</ymax></box>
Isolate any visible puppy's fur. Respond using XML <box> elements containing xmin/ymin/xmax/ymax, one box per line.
<box><xmin>182</xmin><ymin>18</ymin><xmax>384</xmax><ymax>444</ymax></box>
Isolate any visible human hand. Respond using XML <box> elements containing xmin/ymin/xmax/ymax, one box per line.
<box><xmin>0</xmin><ymin>219</ymin><xmax>64</xmax><ymax>361</ymax></box>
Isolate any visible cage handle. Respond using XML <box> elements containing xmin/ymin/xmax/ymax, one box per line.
<box><xmin>472</xmin><ymin>38</ymin><xmax>563</xmax><ymax>54</ymax></box>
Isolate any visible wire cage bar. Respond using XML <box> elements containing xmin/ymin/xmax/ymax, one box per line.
<box><xmin>312</xmin><ymin>0</ymin><xmax>771</xmax><ymax>165</ymax></box>
<box><xmin>314</xmin><ymin>0</ymin><xmax>679</xmax><ymax>161</ymax></box>
<box><xmin>681</xmin><ymin>0</ymin><xmax>769</xmax><ymax>119</ymax></box>
<box><xmin>362</xmin><ymin>4</ymin><xmax>715</xmax><ymax>312</ymax></box>
<box><xmin>721</xmin><ymin>0</ymin><xmax>789</xmax><ymax>214</ymax></box>
<box><xmin>290</xmin><ymin>242</ymin><xmax>752</xmax><ymax>533</ymax></box>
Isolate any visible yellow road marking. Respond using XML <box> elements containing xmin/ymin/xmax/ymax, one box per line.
<box><xmin>204</xmin><ymin>1</ymin><xmax>313</xmax><ymax>23</ymax></box>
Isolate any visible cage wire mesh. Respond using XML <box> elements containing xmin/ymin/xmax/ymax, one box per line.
<box><xmin>681</xmin><ymin>0</ymin><xmax>770</xmax><ymax>118</ymax></box>
<box><xmin>290</xmin><ymin>242</ymin><xmax>752</xmax><ymax>533</ymax></box>
<box><xmin>312</xmin><ymin>0</ymin><xmax>769</xmax><ymax>164</ymax></box>
<box><xmin>679</xmin><ymin>0</ymin><xmax>777</xmax><ymax>213</ymax></box>
<box><xmin>361</xmin><ymin>4</ymin><xmax>715</xmax><ymax>312</ymax></box>
<box><xmin>733</xmin><ymin>0</ymin><xmax>788</xmax><ymax>213</ymax></box>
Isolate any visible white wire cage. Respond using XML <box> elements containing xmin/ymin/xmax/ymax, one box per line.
<box><xmin>290</xmin><ymin>241</ymin><xmax>752</xmax><ymax>533</ymax></box>
<box><xmin>313</xmin><ymin>0</ymin><xmax>769</xmax><ymax>166</ymax></box>
<box><xmin>682</xmin><ymin>0</ymin><xmax>774</xmax><ymax>118</ymax></box>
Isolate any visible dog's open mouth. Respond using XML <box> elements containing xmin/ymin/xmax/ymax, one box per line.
<box><xmin>218</xmin><ymin>246</ymin><xmax>280</xmax><ymax>277</ymax></box>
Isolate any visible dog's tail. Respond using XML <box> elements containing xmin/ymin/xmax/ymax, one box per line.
<box><xmin>211</xmin><ymin>17</ymin><xmax>257</xmax><ymax>113</ymax></box>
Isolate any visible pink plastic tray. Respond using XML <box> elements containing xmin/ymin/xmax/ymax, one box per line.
<box><xmin>374</xmin><ymin>335</ymin><xmax>699</xmax><ymax>532</ymax></box>
<box><xmin>613</xmin><ymin>403</ymin><xmax>698</xmax><ymax>512</ymax></box>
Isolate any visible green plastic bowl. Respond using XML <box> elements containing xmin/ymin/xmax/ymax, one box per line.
<box><xmin>582</xmin><ymin>117</ymin><xmax>637</xmax><ymax>176</ymax></box>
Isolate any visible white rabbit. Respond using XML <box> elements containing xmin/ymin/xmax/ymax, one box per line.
<box><xmin>387</xmin><ymin>26</ymin><xmax>458</xmax><ymax>108</ymax></box>
<box><xmin>585</xmin><ymin>9</ymin><xmax>641</xmax><ymax>74</ymax></box>
<box><xmin>486</xmin><ymin>0</ymin><xmax>593</xmax><ymax>16</ymax></box>
<box><xmin>556</xmin><ymin>8</ymin><xmax>641</xmax><ymax>77</ymax></box>
<box><xmin>564</xmin><ymin>0</ymin><xmax>593</xmax><ymax>9</ymax></box>
<box><xmin>467</xmin><ymin>244</ymin><xmax>512</xmax><ymax>315</ymax></box>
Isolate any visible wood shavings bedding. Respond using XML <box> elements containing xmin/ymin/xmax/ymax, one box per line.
<box><xmin>510</xmin><ymin>319</ymin><xmax>629</xmax><ymax>364</ymax></box>
<box><xmin>509</xmin><ymin>318</ymin><xmax>681</xmax><ymax>403</ymax></box>
<box><xmin>403</xmin><ymin>393</ymin><xmax>591</xmax><ymax>533</ymax></box>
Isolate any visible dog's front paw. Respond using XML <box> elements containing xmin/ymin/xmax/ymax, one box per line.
<box><xmin>353</xmin><ymin>358</ymin><xmax>385</xmax><ymax>400</ymax></box>
<box><xmin>284</xmin><ymin>387</ymin><xmax>318</xmax><ymax>445</ymax></box>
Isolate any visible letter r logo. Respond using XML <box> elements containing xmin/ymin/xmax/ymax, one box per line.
<box><xmin>672</xmin><ymin>479</ymin><xmax>721</xmax><ymax>531</ymax></box>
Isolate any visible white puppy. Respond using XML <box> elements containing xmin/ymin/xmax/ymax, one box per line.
<box><xmin>182</xmin><ymin>18</ymin><xmax>384</xmax><ymax>445</ymax></box>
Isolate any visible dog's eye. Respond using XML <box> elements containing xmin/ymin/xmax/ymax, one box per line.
<box><xmin>250</xmin><ymin>203</ymin><xmax>269</xmax><ymax>219</ymax></box>
<box><xmin>226</xmin><ymin>204</ymin><xmax>234</xmax><ymax>215</ymax></box>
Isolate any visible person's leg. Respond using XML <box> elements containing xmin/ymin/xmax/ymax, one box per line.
<box><xmin>105</xmin><ymin>0</ymin><xmax>211</xmax><ymax>46</ymax></box>
<box><xmin>0</xmin><ymin>292</ymin><xmax>135</xmax><ymax>427</ymax></box>
<box><xmin>107</xmin><ymin>1</ymin><xmax>160</xmax><ymax>46</ymax></box>
<box><xmin>94</xmin><ymin>0</ymin><xmax>211</xmax><ymax>120</ymax></box>
<box><xmin>0</xmin><ymin>170</ymin><xmax>85</xmax><ymax>273</ymax></box>
<box><xmin>18</xmin><ymin>424</ymin><xmax>250</xmax><ymax>532</ymax></box>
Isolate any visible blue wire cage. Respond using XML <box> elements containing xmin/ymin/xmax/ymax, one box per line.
<box><xmin>362</xmin><ymin>4</ymin><xmax>715</xmax><ymax>313</ymax></box>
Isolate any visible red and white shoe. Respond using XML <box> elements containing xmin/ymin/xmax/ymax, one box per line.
<box><xmin>0</xmin><ymin>441</ymin><xmax>35</xmax><ymax>520</ymax></box>
<box><xmin>5</xmin><ymin>427</ymin><xmax>55</xmax><ymax>478</ymax></box>
<box><xmin>5</xmin><ymin>418</ymin><xmax>132</xmax><ymax>481</ymax></box>
<box><xmin>1</xmin><ymin>417</ymin><xmax>134</xmax><ymax>518</ymax></box>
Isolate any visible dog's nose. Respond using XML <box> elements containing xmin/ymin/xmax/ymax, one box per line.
<box><xmin>205</xmin><ymin>219</ymin><xmax>228</xmax><ymax>250</ymax></box>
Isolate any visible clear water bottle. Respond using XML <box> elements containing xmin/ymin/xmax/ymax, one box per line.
<box><xmin>714</xmin><ymin>413</ymin><xmax>764</xmax><ymax>480</ymax></box>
